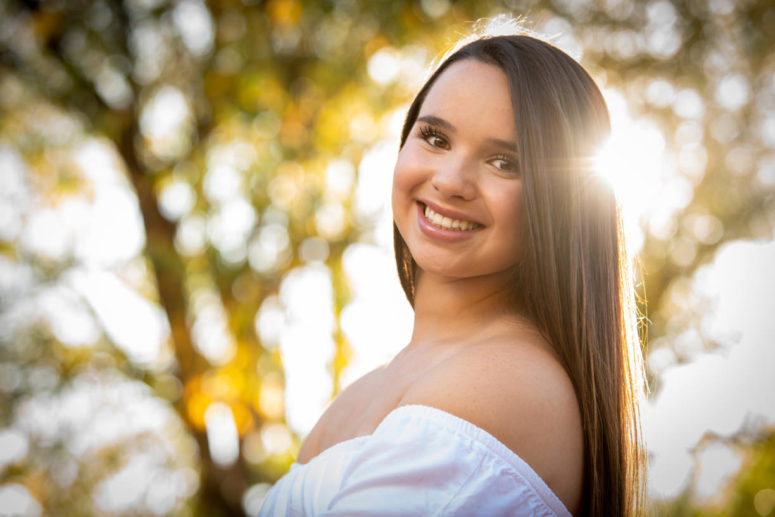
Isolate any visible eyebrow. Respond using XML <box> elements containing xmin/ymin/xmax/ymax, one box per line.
<box><xmin>417</xmin><ymin>114</ymin><xmax>518</xmax><ymax>152</ymax></box>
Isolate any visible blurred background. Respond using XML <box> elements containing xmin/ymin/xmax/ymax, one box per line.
<box><xmin>0</xmin><ymin>0</ymin><xmax>773</xmax><ymax>515</ymax></box>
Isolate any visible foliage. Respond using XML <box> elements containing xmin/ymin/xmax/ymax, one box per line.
<box><xmin>0</xmin><ymin>0</ymin><xmax>773</xmax><ymax>515</ymax></box>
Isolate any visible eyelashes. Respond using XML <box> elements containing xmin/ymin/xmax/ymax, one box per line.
<box><xmin>417</xmin><ymin>123</ymin><xmax>520</xmax><ymax>174</ymax></box>
<box><xmin>419</xmin><ymin>124</ymin><xmax>449</xmax><ymax>149</ymax></box>
<box><xmin>490</xmin><ymin>154</ymin><xmax>520</xmax><ymax>173</ymax></box>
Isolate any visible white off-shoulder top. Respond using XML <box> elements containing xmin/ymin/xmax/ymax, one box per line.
<box><xmin>258</xmin><ymin>405</ymin><xmax>572</xmax><ymax>516</ymax></box>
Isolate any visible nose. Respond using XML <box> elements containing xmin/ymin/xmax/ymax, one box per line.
<box><xmin>430</xmin><ymin>156</ymin><xmax>476</xmax><ymax>201</ymax></box>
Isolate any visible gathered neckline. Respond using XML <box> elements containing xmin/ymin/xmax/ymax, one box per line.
<box><xmin>292</xmin><ymin>403</ymin><xmax>572</xmax><ymax>516</ymax></box>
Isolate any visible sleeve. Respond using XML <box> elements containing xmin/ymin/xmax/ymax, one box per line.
<box><xmin>258</xmin><ymin>405</ymin><xmax>570</xmax><ymax>517</ymax></box>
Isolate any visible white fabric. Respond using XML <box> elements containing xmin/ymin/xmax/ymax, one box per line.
<box><xmin>258</xmin><ymin>404</ymin><xmax>572</xmax><ymax>517</ymax></box>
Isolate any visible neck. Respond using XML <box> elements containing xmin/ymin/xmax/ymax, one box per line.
<box><xmin>409</xmin><ymin>269</ymin><xmax>522</xmax><ymax>347</ymax></box>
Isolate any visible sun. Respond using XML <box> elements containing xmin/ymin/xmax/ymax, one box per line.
<box><xmin>593</xmin><ymin>88</ymin><xmax>668</xmax><ymax>255</ymax></box>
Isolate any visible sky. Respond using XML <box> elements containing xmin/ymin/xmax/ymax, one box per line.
<box><xmin>1</xmin><ymin>7</ymin><xmax>773</xmax><ymax>513</ymax></box>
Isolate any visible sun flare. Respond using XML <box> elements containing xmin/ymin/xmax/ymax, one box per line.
<box><xmin>594</xmin><ymin>88</ymin><xmax>668</xmax><ymax>254</ymax></box>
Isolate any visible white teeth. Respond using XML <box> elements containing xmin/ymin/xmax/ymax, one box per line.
<box><xmin>423</xmin><ymin>205</ymin><xmax>479</xmax><ymax>231</ymax></box>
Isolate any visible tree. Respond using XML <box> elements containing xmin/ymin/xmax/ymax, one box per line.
<box><xmin>1</xmin><ymin>0</ymin><xmax>773</xmax><ymax>515</ymax></box>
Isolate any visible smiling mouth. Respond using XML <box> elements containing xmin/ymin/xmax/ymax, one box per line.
<box><xmin>422</xmin><ymin>204</ymin><xmax>482</xmax><ymax>231</ymax></box>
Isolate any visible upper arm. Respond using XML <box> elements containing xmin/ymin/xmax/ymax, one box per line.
<box><xmin>298</xmin><ymin>366</ymin><xmax>386</xmax><ymax>464</ymax></box>
<box><xmin>397</xmin><ymin>341</ymin><xmax>583</xmax><ymax>511</ymax></box>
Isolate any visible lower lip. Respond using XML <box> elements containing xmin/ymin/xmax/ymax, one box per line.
<box><xmin>416</xmin><ymin>203</ymin><xmax>482</xmax><ymax>243</ymax></box>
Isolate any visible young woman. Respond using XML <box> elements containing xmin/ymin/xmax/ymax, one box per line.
<box><xmin>259</xmin><ymin>29</ymin><xmax>646</xmax><ymax>517</ymax></box>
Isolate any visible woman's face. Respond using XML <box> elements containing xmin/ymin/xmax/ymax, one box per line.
<box><xmin>392</xmin><ymin>59</ymin><xmax>525</xmax><ymax>282</ymax></box>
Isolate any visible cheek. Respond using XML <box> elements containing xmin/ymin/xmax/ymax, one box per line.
<box><xmin>494</xmin><ymin>187</ymin><xmax>526</xmax><ymax>246</ymax></box>
<box><xmin>392</xmin><ymin>147</ymin><xmax>423</xmax><ymax>208</ymax></box>
<box><xmin>491</xmin><ymin>181</ymin><xmax>524</xmax><ymax>216</ymax></box>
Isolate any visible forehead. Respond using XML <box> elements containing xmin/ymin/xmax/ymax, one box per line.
<box><xmin>419</xmin><ymin>59</ymin><xmax>517</xmax><ymax>139</ymax></box>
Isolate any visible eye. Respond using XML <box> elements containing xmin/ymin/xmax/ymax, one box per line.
<box><xmin>490</xmin><ymin>154</ymin><xmax>520</xmax><ymax>174</ymax></box>
<box><xmin>419</xmin><ymin>125</ymin><xmax>450</xmax><ymax>150</ymax></box>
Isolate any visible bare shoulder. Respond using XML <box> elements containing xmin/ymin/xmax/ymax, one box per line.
<box><xmin>398</xmin><ymin>336</ymin><xmax>583</xmax><ymax>513</ymax></box>
<box><xmin>298</xmin><ymin>365</ymin><xmax>386</xmax><ymax>464</ymax></box>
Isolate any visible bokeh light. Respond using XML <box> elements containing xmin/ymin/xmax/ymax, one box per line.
<box><xmin>1</xmin><ymin>1</ymin><xmax>773</xmax><ymax>515</ymax></box>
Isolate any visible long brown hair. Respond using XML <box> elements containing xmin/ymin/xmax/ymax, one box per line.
<box><xmin>393</xmin><ymin>33</ymin><xmax>646</xmax><ymax>517</ymax></box>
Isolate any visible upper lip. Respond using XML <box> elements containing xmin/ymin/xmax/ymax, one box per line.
<box><xmin>418</xmin><ymin>199</ymin><xmax>485</xmax><ymax>226</ymax></box>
